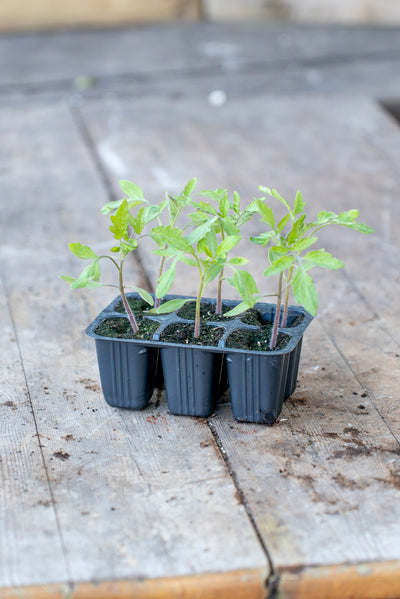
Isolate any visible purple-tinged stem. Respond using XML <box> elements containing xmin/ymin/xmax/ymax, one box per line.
<box><xmin>154</xmin><ymin>255</ymin><xmax>167</xmax><ymax>309</ymax></box>
<box><xmin>216</xmin><ymin>271</ymin><xmax>223</xmax><ymax>315</ymax></box>
<box><xmin>280</xmin><ymin>266</ymin><xmax>293</xmax><ymax>328</ymax></box>
<box><xmin>269</xmin><ymin>272</ymin><xmax>283</xmax><ymax>350</ymax></box>
<box><xmin>119</xmin><ymin>267</ymin><xmax>139</xmax><ymax>333</ymax></box>
<box><xmin>194</xmin><ymin>287</ymin><xmax>203</xmax><ymax>338</ymax></box>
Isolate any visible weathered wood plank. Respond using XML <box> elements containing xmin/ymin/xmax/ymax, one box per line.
<box><xmin>0</xmin><ymin>102</ymin><xmax>268</xmax><ymax>589</ymax></box>
<box><xmin>0</xmin><ymin>569</ymin><xmax>267</xmax><ymax>599</ymax></box>
<box><xmin>0</xmin><ymin>277</ymin><xmax>68</xmax><ymax>586</ymax></box>
<box><xmin>1</xmin><ymin>23</ymin><xmax>400</xmax><ymax>87</ymax></box>
<box><xmin>0</xmin><ymin>0</ymin><xmax>199</xmax><ymax>32</ymax></box>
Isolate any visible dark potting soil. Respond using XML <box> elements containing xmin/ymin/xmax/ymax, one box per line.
<box><xmin>177</xmin><ymin>301</ymin><xmax>263</xmax><ymax>326</ymax></box>
<box><xmin>159</xmin><ymin>322</ymin><xmax>224</xmax><ymax>347</ymax></box>
<box><xmin>225</xmin><ymin>326</ymin><xmax>290</xmax><ymax>351</ymax></box>
<box><xmin>115</xmin><ymin>297</ymin><xmax>152</xmax><ymax>314</ymax></box>
<box><xmin>95</xmin><ymin>317</ymin><xmax>159</xmax><ymax>340</ymax></box>
<box><xmin>285</xmin><ymin>313</ymin><xmax>305</xmax><ymax>328</ymax></box>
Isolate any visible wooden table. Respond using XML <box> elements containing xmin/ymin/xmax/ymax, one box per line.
<box><xmin>1</xmin><ymin>22</ymin><xmax>400</xmax><ymax>599</ymax></box>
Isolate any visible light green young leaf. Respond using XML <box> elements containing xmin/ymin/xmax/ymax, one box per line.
<box><xmin>228</xmin><ymin>256</ymin><xmax>248</xmax><ymax>266</ymax></box>
<box><xmin>292</xmin><ymin>237</ymin><xmax>317</xmax><ymax>252</ymax></box>
<box><xmin>156</xmin><ymin>263</ymin><xmax>176</xmax><ymax>298</ymax></box>
<box><xmin>144</xmin><ymin>204</ymin><xmax>161</xmax><ymax>224</ymax></box>
<box><xmin>149</xmin><ymin>298</ymin><xmax>190</xmax><ymax>314</ymax></box>
<box><xmin>270</xmin><ymin>189</ymin><xmax>291</xmax><ymax>211</ymax></box>
<box><xmin>186</xmin><ymin>217</ymin><xmax>217</xmax><ymax>245</ymax></box>
<box><xmin>233</xmin><ymin>191</ymin><xmax>240</xmax><ymax>211</ymax></box>
<box><xmin>132</xmin><ymin>206</ymin><xmax>146</xmax><ymax>235</ymax></box>
<box><xmin>341</xmin><ymin>222</ymin><xmax>374</xmax><ymax>234</ymax></box>
<box><xmin>225</xmin><ymin>301</ymin><xmax>255</xmax><ymax>317</ymax></box>
<box><xmin>268</xmin><ymin>245</ymin><xmax>288</xmax><ymax>263</ymax></box>
<box><xmin>205</xmin><ymin>230</ymin><xmax>218</xmax><ymax>256</ymax></box>
<box><xmin>134</xmin><ymin>287</ymin><xmax>154</xmax><ymax>306</ymax></box>
<box><xmin>263</xmin><ymin>255</ymin><xmax>294</xmax><ymax>276</ymax></box>
<box><xmin>232</xmin><ymin>270</ymin><xmax>259</xmax><ymax>302</ymax></box>
<box><xmin>60</xmin><ymin>275</ymin><xmax>76</xmax><ymax>285</ymax></box>
<box><xmin>317</xmin><ymin>210</ymin><xmax>337</xmax><ymax>224</ymax></box>
<box><xmin>68</xmin><ymin>243</ymin><xmax>98</xmax><ymax>260</ymax></box>
<box><xmin>255</xmin><ymin>199</ymin><xmax>275</xmax><ymax>228</ymax></box>
<box><xmin>110</xmin><ymin>200</ymin><xmax>129</xmax><ymax>240</ymax></box>
<box><xmin>219</xmin><ymin>195</ymin><xmax>230</xmax><ymax>217</ymax></box>
<box><xmin>217</xmin><ymin>235</ymin><xmax>241</xmax><ymax>256</ymax></box>
<box><xmin>250</xmin><ymin>232</ymin><xmax>275</xmax><ymax>247</ymax></box>
<box><xmin>294</xmin><ymin>190</ymin><xmax>306</xmax><ymax>216</ymax></box>
<box><xmin>222</xmin><ymin>218</ymin><xmax>240</xmax><ymax>236</ymax></box>
<box><xmin>277</xmin><ymin>214</ymin><xmax>291</xmax><ymax>233</ymax></box>
<box><xmin>179</xmin><ymin>255</ymin><xmax>198</xmax><ymax>267</ymax></box>
<box><xmin>304</xmin><ymin>249</ymin><xmax>344</xmax><ymax>269</ymax></box>
<box><xmin>292</xmin><ymin>268</ymin><xmax>318</xmax><ymax>316</ymax></box>
<box><xmin>119</xmin><ymin>180</ymin><xmax>144</xmax><ymax>200</ymax></box>
<box><xmin>184</xmin><ymin>177</ymin><xmax>197</xmax><ymax>197</ymax></box>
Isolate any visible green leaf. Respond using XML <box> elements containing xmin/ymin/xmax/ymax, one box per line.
<box><xmin>294</xmin><ymin>190</ymin><xmax>306</xmax><ymax>215</ymax></box>
<box><xmin>184</xmin><ymin>177</ymin><xmax>197</xmax><ymax>197</ymax></box>
<box><xmin>287</xmin><ymin>215</ymin><xmax>306</xmax><ymax>244</ymax></box>
<box><xmin>68</xmin><ymin>243</ymin><xmax>98</xmax><ymax>260</ymax></box>
<box><xmin>219</xmin><ymin>195</ymin><xmax>230</xmax><ymax>217</ymax></box>
<box><xmin>60</xmin><ymin>275</ymin><xmax>76</xmax><ymax>285</ymax></box>
<box><xmin>132</xmin><ymin>206</ymin><xmax>146</xmax><ymax>235</ymax></box>
<box><xmin>217</xmin><ymin>235</ymin><xmax>241</xmax><ymax>256</ymax></box>
<box><xmin>263</xmin><ymin>255</ymin><xmax>294</xmax><ymax>276</ymax></box>
<box><xmin>156</xmin><ymin>263</ymin><xmax>176</xmax><ymax>298</ymax></box>
<box><xmin>134</xmin><ymin>287</ymin><xmax>154</xmax><ymax>306</ymax></box>
<box><xmin>292</xmin><ymin>269</ymin><xmax>318</xmax><ymax>316</ymax></box>
<box><xmin>304</xmin><ymin>250</ymin><xmax>344</xmax><ymax>269</ymax></box>
<box><xmin>342</xmin><ymin>222</ymin><xmax>374</xmax><ymax>234</ymax></box>
<box><xmin>110</xmin><ymin>200</ymin><xmax>129</xmax><ymax>240</ymax></box>
<box><xmin>277</xmin><ymin>214</ymin><xmax>291</xmax><ymax>233</ymax></box>
<box><xmin>205</xmin><ymin>230</ymin><xmax>218</xmax><ymax>256</ymax></box>
<box><xmin>270</xmin><ymin>189</ymin><xmax>291</xmax><ymax>211</ymax></box>
<box><xmin>268</xmin><ymin>245</ymin><xmax>288</xmax><ymax>263</ymax></box>
<box><xmin>338</xmin><ymin>209</ymin><xmax>359</xmax><ymax>222</ymax></box>
<box><xmin>232</xmin><ymin>270</ymin><xmax>259</xmax><ymax>302</ymax></box>
<box><xmin>150</xmin><ymin>298</ymin><xmax>190</xmax><ymax>314</ymax></box>
<box><xmin>203</xmin><ymin>261</ymin><xmax>224</xmax><ymax>286</ymax></box>
<box><xmin>225</xmin><ymin>301</ymin><xmax>255</xmax><ymax>316</ymax></box>
<box><xmin>119</xmin><ymin>180</ymin><xmax>144</xmax><ymax>200</ymax></box>
<box><xmin>186</xmin><ymin>217</ymin><xmax>216</xmax><ymax>245</ymax></box>
<box><xmin>255</xmin><ymin>200</ymin><xmax>275</xmax><ymax>228</ymax></box>
<box><xmin>228</xmin><ymin>256</ymin><xmax>248</xmax><ymax>266</ymax></box>
<box><xmin>233</xmin><ymin>191</ymin><xmax>240</xmax><ymax>211</ymax></box>
<box><xmin>222</xmin><ymin>218</ymin><xmax>240</xmax><ymax>236</ymax></box>
<box><xmin>144</xmin><ymin>204</ymin><xmax>161</xmax><ymax>224</ymax></box>
<box><xmin>317</xmin><ymin>210</ymin><xmax>337</xmax><ymax>224</ymax></box>
<box><xmin>250</xmin><ymin>232</ymin><xmax>275</xmax><ymax>247</ymax></box>
<box><xmin>70</xmin><ymin>260</ymin><xmax>101</xmax><ymax>289</ymax></box>
<box><xmin>179</xmin><ymin>255</ymin><xmax>198</xmax><ymax>267</ymax></box>
<box><xmin>292</xmin><ymin>237</ymin><xmax>317</xmax><ymax>252</ymax></box>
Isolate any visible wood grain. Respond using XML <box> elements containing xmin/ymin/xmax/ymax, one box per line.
<box><xmin>0</xmin><ymin>0</ymin><xmax>199</xmax><ymax>32</ymax></box>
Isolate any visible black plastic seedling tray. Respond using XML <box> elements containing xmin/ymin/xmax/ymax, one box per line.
<box><xmin>86</xmin><ymin>293</ymin><xmax>313</xmax><ymax>424</ymax></box>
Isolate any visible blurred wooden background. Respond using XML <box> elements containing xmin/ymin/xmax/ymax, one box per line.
<box><xmin>1</xmin><ymin>0</ymin><xmax>400</xmax><ymax>31</ymax></box>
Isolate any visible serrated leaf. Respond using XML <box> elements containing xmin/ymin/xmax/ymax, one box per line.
<box><xmin>156</xmin><ymin>263</ymin><xmax>176</xmax><ymax>298</ymax></box>
<box><xmin>271</xmin><ymin>189</ymin><xmax>291</xmax><ymax>211</ymax></box>
<box><xmin>222</xmin><ymin>218</ymin><xmax>240</xmax><ymax>236</ymax></box>
<box><xmin>132</xmin><ymin>206</ymin><xmax>146</xmax><ymax>235</ymax></box>
<box><xmin>119</xmin><ymin>180</ymin><xmax>144</xmax><ymax>200</ymax></box>
<box><xmin>287</xmin><ymin>214</ymin><xmax>306</xmax><ymax>244</ymax></box>
<box><xmin>304</xmin><ymin>250</ymin><xmax>344</xmax><ymax>269</ymax></box>
<box><xmin>68</xmin><ymin>243</ymin><xmax>98</xmax><ymax>260</ymax></box>
<box><xmin>150</xmin><ymin>298</ymin><xmax>190</xmax><ymax>314</ymax></box>
<box><xmin>233</xmin><ymin>191</ymin><xmax>240</xmax><ymax>211</ymax></box>
<box><xmin>203</xmin><ymin>261</ymin><xmax>224</xmax><ymax>286</ymax></box>
<box><xmin>317</xmin><ymin>210</ymin><xmax>337</xmax><ymax>224</ymax></box>
<box><xmin>110</xmin><ymin>200</ymin><xmax>129</xmax><ymax>240</ymax></box>
<box><xmin>292</xmin><ymin>268</ymin><xmax>318</xmax><ymax>316</ymax></box>
<box><xmin>338</xmin><ymin>209</ymin><xmax>359</xmax><ymax>222</ymax></box>
<box><xmin>134</xmin><ymin>287</ymin><xmax>154</xmax><ymax>306</ymax></box>
<box><xmin>294</xmin><ymin>190</ymin><xmax>306</xmax><ymax>215</ymax></box>
<box><xmin>263</xmin><ymin>255</ymin><xmax>294</xmax><ymax>276</ymax></box>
